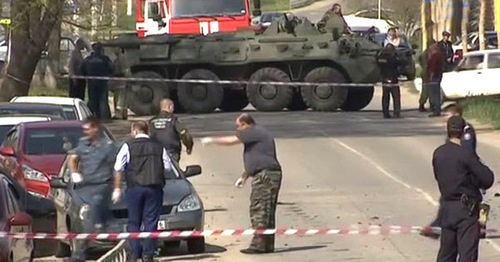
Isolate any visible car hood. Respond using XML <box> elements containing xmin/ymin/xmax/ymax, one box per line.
<box><xmin>24</xmin><ymin>155</ymin><xmax>65</xmax><ymax>177</ymax></box>
<box><xmin>110</xmin><ymin>179</ymin><xmax>194</xmax><ymax>209</ymax></box>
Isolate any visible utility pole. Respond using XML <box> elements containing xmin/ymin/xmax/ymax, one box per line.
<box><xmin>496</xmin><ymin>0</ymin><xmax>500</xmax><ymax>46</ymax></box>
<box><xmin>127</xmin><ymin>0</ymin><xmax>133</xmax><ymax>16</ymax></box>
<box><xmin>378</xmin><ymin>0</ymin><xmax>381</xmax><ymax>20</ymax></box>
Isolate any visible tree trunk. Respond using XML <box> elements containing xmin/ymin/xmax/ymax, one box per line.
<box><xmin>0</xmin><ymin>0</ymin><xmax>64</xmax><ymax>101</ymax></box>
<box><xmin>496</xmin><ymin>0</ymin><xmax>500</xmax><ymax>46</ymax></box>
<box><xmin>91</xmin><ymin>0</ymin><xmax>98</xmax><ymax>40</ymax></box>
<box><xmin>44</xmin><ymin>17</ymin><xmax>62</xmax><ymax>89</ymax></box>
<box><xmin>112</xmin><ymin>0</ymin><xmax>118</xmax><ymax>28</ymax></box>
<box><xmin>462</xmin><ymin>0</ymin><xmax>470</xmax><ymax>54</ymax></box>
<box><xmin>479</xmin><ymin>0</ymin><xmax>486</xmax><ymax>50</ymax></box>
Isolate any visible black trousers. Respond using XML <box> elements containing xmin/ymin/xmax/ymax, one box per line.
<box><xmin>69</xmin><ymin>78</ymin><xmax>86</xmax><ymax>101</ymax></box>
<box><xmin>382</xmin><ymin>84</ymin><xmax>401</xmax><ymax>117</ymax></box>
<box><xmin>87</xmin><ymin>81</ymin><xmax>111</xmax><ymax>120</ymax></box>
<box><xmin>437</xmin><ymin>201</ymin><xmax>480</xmax><ymax>262</ymax></box>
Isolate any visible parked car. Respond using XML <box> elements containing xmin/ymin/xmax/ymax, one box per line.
<box><xmin>50</xmin><ymin>155</ymin><xmax>205</xmax><ymax>257</ymax></box>
<box><xmin>0</xmin><ymin>173</ymin><xmax>35</xmax><ymax>262</ymax></box>
<box><xmin>452</xmin><ymin>31</ymin><xmax>497</xmax><ymax>63</ymax></box>
<box><xmin>0</xmin><ymin>169</ymin><xmax>56</xmax><ymax>258</ymax></box>
<box><xmin>10</xmin><ymin>96</ymin><xmax>93</xmax><ymax>121</ymax></box>
<box><xmin>252</xmin><ymin>12</ymin><xmax>293</xmax><ymax>33</ymax></box>
<box><xmin>373</xmin><ymin>33</ymin><xmax>417</xmax><ymax>80</ymax></box>
<box><xmin>0</xmin><ymin>120</ymin><xmax>113</xmax><ymax>198</ymax></box>
<box><xmin>0</xmin><ymin>102</ymin><xmax>69</xmax><ymax>120</ymax></box>
<box><xmin>0</xmin><ymin>115</ymin><xmax>52</xmax><ymax>141</ymax></box>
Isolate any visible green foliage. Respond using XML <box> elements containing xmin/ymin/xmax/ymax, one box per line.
<box><xmin>460</xmin><ymin>97</ymin><xmax>500</xmax><ymax>129</ymax></box>
<box><xmin>250</xmin><ymin>0</ymin><xmax>290</xmax><ymax>12</ymax></box>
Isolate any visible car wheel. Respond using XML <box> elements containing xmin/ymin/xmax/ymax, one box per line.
<box><xmin>187</xmin><ymin>237</ymin><xmax>205</xmax><ymax>254</ymax></box>
<box><xmin>54</xmin><ymin>241</ymin><xmax>71</xmax><ymax>258</ymax></box>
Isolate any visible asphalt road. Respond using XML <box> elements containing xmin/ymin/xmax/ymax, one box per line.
<box><xmin>102</xmin><ymin>86</ymin><xmax>500</xmax><ymax>262</ymax></box>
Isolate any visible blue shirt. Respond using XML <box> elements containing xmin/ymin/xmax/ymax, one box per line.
<box><xmin>73</xmin><ymin>136</ymin><xmax>118</xmax><ymax>186</ymax></box>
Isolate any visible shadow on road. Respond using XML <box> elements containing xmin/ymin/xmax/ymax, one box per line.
<box><xmin>159</xmin><ymin>243</ymin><xmax>227</xmax><ymax>257</ymax></box>
<box><xmin>158</xmin><ymin>254</ymin><xmax>220</xmax><ymax>261</ymax></box>
<box><xmin>273</xmin><ymin>245</ymin><xmax>327</xmax><ymax>254</ymax></box>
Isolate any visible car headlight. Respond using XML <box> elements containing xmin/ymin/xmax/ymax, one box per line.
<box><xmin>177</xmin><ymin>194</ymin><xmax>201</xmax><ymax>212</ymax></box>
<box><xmin>22</xmin><ymin>165</ymin><xmax>48</xmax><ymax>182</ymax></box>
<box><xmin>79</xmin><ymin>205</ymin><xmax>90</xmax><ymax>220</ymax></box>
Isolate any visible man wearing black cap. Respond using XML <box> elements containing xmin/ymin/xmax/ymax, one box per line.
<box><xmin>433</xmin><ymin>116</ymin><xmax>494</xmax><ymax>261</ymax></box>
<box><xmin>438</xmin><ymin>31</ymin><xmax>454</xmax><ymax>71</ymax></box>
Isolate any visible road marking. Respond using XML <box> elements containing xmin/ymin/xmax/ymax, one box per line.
<box><xmin>332</xmin><ymin>138</ymin><xmax>500</xmax><ymax>252</ymax></box>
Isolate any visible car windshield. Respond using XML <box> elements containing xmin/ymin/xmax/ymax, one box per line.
<box><xmin>172</xmin><ymin>0</ymin><xmax>246</xmax><ymax>18</ymax></box>
<box><xmin>61</xmin><ymin>106</ymin><xmax>77</xmax><ymax>120</ymax></box>
<box><xmin>0</xmin><ymin>106</ymin><xmax>64</xmax><ymax>119</ymax></box>
<box><xmin>24</xmin><ymin>127</ymin><xmax>109</xmax><ymax>155</ymax></box>
<box><xmin>0</xmin><ymin>125</ymin><xmax>13</xmax><ymax>142</ymax></box>
<box><xmin>457</xmin><ymin>54</ymin><xmax>484</xmax><ymax>71</ymax></box>
<box><xmin>261</xmin><ymin>13</ymin><xmax>282</xmax><ymax>23</ymax></box>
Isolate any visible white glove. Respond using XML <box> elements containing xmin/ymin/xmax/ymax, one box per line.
<box><xmin>201</xmin><ymin>137</ymin><xmax>214</xmax><ymax>145</ymax></box>
<box><xmin>71</xmin><ymin>172</ymin><xmax>83</xmax><ymax>183</ymax></box>
<box><xmin>112</xmin><ymin>189</ymin><xmax>121</xmax><ymax>204</ymax></box>
<box><xmin>235</xmin><ymin>177</ymin><xmax>245</xmax><ymax>188</ymax></box>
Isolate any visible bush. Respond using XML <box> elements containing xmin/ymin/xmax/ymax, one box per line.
<box><xmin>460</xmin><ymin>97</ymin><xmax>500</xmax><ymax>129</ymax></box>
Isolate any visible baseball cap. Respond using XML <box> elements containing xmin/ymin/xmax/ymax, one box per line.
<box><xmin>442</xmin><ymin>31</ymin><xmax>451</xmax><ymax>36</ymax></box>
<box><xmin>447</xmin><ymin>115</ymin><xmax>466</xmax><ymax>133</ymax></box>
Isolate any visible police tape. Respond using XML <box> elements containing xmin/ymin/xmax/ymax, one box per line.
<box><xmin>65</xmin><ymin>75</ymin><xmax>420</xmax><ymax>88</ymax></box>
<box><xmin>0</xmin><ymin>226</ymin><xmax>498</xmax><ymax>240</ymax></box>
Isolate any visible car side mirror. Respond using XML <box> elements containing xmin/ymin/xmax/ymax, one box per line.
<box><xmin>10</xmin><ymin>212</ymin><xmax>32</xmax><ymax>226</ymax></box>
<box><xmin>184</xmin><ymin>165</ymin><xmax>202</xmax><ymax>178</ymax></box>
<box><xmin>50</xmin><ymin>177</ymin><xmax>67</xmax><ymax>189</ymax></box>
<box><xmin>0</xmin><ymin>146</ymin><xmax>15</xmax><ymax>156</ymax></box>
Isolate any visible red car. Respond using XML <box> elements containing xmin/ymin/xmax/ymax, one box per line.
<box><xmin>0</xmin><ymin>173</ymin><xmax>34</xmax><ymax>262</ymax></box>
<box><xmin>0</xmin><ymin>120</ymin><xmax>112</xmax><ymax>198</ymax></box>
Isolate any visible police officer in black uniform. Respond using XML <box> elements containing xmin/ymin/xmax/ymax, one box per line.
<box><xmin>433</xmin><ymin>116</ymin><xmax>494</xmax><ymax>261</ymax></box>
<box><xmin>422</xmin><ymin>104</ymin><xmax>479</xmax><ymax>239</ymax></box>
<box><xmin>112</xmin><ymin>121</ymin><xmax>173</xmax><ymax>262</ymax></box>
<box><xmin>149</xmin><ymin>98</ymin><xmax>193</xmax><ymax>162</ymax></box>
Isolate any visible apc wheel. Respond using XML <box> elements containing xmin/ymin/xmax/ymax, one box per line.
<box><xmin>54</xmin><ymin>241</ymin><xmax>71</xmax><ymax>258</ymax></box>
<box><xmin>287</xmin><ymin>88</ymin><xmax>308</xmax><ymax>111</ymax></box>
<box><xmin>301</xmin><ymin>67</ymin><xmax>348</xmax><ymax>111</ymax></box>
<box><xmin>247</xmin><ymin>67</ymin><xmax>293</xmax><ymax>111</ymax></box>
<box><xmin>178</xmin><ymin>69</ymin><xmax>223</xmax><ymax>113</ymax></box>
<box><xmin>187</xmin><ymin>237</ymin><xmax>205</xmax><ymax>254</ymax></box>
<box><xmin>220</xmin><ymin>89</ymin><xmax>249</xmax><ymax>112</ymax></box>
<box><xmin>341</xmin><ymin>87</ymin><xmax>374</xmax><ymax>111</ymax></box>
<box><xmin>128</xmin><ymin>71</ymin><xmax>170</xmax><ymax>116</ymax></box>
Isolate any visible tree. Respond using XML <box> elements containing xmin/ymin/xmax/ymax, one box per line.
<box><xmin>479</xmin><ymin>0</ymin><xmax>486</xmax><ymax>50</ymax></box>
<box><xmin>0</xmin><ymin>0</ymin><xmax>66</xmax><ymax>101</ymax></box>
<box><xmin>462</xmin><ymin>0</ymin><xmax>470</xmax><ymax>54</ymax></box>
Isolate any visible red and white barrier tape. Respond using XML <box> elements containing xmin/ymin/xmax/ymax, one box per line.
<box><xmin>65</xmin><ymin>75</ymin><xmax>420</xmax><ymax>88</ymax></box>
<box><xmin>0</xmin><ymin>226</ymin><xmax>497</xmax><ymax>240</ymax></box>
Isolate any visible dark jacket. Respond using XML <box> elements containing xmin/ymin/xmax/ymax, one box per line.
<box><xmin>426</xmin><ymin>52</ymin><xmax>445</xmax><ymax>81</ymax></box>
<box><xmin>125</xmin><ymin>138</ymin><xmax>166</xmax><ymax>188</ymax></box>
<box><xmin>433</xmin><ymin>141</ymin><xmax>494</xmax><ymax>202</ymax></box>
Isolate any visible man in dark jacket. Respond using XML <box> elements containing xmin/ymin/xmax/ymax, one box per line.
<box><xmin>80</xmin><ymin>42</ymin><xmax>114</xmax><ymax>120</ymax></box>
<box><xmin>113</xmin><ymin>121</ymin><xmax>173</xmax><ymax>262</ymax></box>
<box><xmin>378</xmin><ymin>44</ymin><xmax>401</xmax><ymax>118</ymax></box>
<box><xmin>150</xmin><ymin>99</ymin><xmax>193</xmax><ymax>162</ymax></box>
<box><xmin>438</xmin><ymin>31</ymin><xmax>454</xmax><ymax>72</ymax></box>
<box><xmin>427</xmin><ymin>43</ymin><xmax>445</xmax><ymax>117</ymax></box>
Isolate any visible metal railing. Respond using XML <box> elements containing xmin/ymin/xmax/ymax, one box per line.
<box><xmin>96</xmin><ymin>240</ymin><xmax>129</xmax><ymax>262</ymax></box>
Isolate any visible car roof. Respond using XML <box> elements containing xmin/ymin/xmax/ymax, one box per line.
<box><xmin>19</xmin><ymin>120</ymin><xmax>84</xmax><ymax>129</ymax></box>
<box><xmin>10</xmin><ymin>96</ymin><xmax>81</xmax><ymax>106</ymax></box>
<box><xmin>464</xmin><ymin>49</ymin><xmax>500</xmax><ymax>56</ymax></box>
<box><xmin>0</xmin><ymin>102</ymin><xmax>64</xmax><ymax>109</ymax></box>
<box><xmin>0</xmin><ymin>116</ymin><xmax>50</xmax><ymax>125</ymax></box>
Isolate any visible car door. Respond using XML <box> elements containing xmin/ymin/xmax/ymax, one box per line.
<box><xmin>51</xmin><ymin>156</ymin><xmax>71</xmax><ymax>234</ymax></box>
<box><xmin>483</xmin><ymin>52</ymin><xmax>500</xmax><ymax>96</ymax></box>
<box><xmin>442</xmin><ymin>53</ymin><xmax>485</xmax><ymax>99</ymax></box>
<box><xmin>3</xmin><ymin>178</ymin><xmax>32</xmax><ymax>262</ymax></box>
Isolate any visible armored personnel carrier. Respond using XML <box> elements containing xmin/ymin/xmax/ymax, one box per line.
<box><xmin>103</xmin><ymin>15</ymin><xmax>387</xmax><ymax>115</ymax></box>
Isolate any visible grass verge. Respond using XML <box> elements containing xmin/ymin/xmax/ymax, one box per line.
<box><xmin>29</xmin><ymin>86</ymin><xmax>68</xmax><ymax>97</ymax></box>
<box><xmin>459</xmin><ymin>97</ymin><xmax>500</xmax><ymax>129</ymax></box>
<box><xmin>251</xmin><ymin>0</ymin><xmax>290</xmax><ymax>12</ymax></box>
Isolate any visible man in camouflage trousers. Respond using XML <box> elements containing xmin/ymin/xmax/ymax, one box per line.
<box><xmin>201</xmin><ymin>113</ymin><xmax>282</xmax><ymax>254</ymax></box>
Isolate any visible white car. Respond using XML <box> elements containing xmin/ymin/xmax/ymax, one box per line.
<box><xmin>10</xmin><ymin>96</ymin><xmax>93</xmax><ymax>121</ymax></box>
<box><xmin>414</xmin><ymin>50</ymin><xmax>500</xmax><ymax>100</ymax></box>
<box><xmin>0</xmin><ymin>116</ymin><xmax>52</xmax><ymax>141</ymax></box>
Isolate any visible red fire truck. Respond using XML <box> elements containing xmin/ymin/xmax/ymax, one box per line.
<box><xmin>135</xmin><ymin>0</ymin><xmax>253</xmax><ymax>37</ymax></box>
